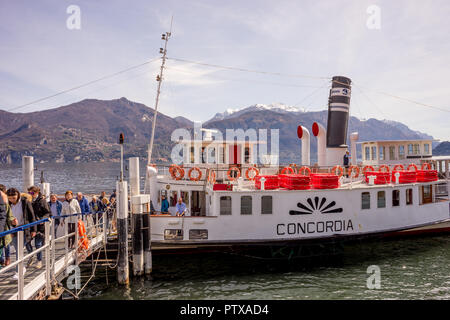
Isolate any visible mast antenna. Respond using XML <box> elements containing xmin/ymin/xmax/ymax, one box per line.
<box><xmin>147</xmin><ymin>16</ymin><xmax>173</xmax><ymax>165</ymax></box>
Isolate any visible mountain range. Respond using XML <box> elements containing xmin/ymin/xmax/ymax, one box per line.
<box><xmin>0</xmin><ymin>98</ymin><xmax>446</xmax><ymax>164</ymax></box>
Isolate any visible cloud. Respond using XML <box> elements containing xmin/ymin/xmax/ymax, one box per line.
<box><xmin>0</xmin><ymin>0</ymin><xmax>449</xmax><ymax>139</ymax></box>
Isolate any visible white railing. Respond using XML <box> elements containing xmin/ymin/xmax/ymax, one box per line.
<box><xmin>0</xmin><ymin>210</ymin><xmax>109</xmax><ymax>300</ymax></box>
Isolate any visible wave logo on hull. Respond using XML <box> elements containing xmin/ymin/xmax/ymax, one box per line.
<box><xmin>289</xmin><ymin>197</ymin><xmax>343</xmax><ymax>215</ymax></box>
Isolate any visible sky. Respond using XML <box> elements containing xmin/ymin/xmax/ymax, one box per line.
<box><xmin>0</xmin><ymin>0</ymin><xmax>449</xmax><ymax>140</ymax></box>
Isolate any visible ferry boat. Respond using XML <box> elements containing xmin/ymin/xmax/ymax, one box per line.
<box><xmin>140</xmin><ymin>76</ymin><xmax>450</xmax><ymax>253</ymax></box>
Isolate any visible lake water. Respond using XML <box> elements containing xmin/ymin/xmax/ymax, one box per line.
<box><xmin>1</xmin><ymin>162</ymin><xmax>449</xmax><ymax>300</ymax></box>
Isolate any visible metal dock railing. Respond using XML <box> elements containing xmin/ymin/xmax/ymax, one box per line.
<box><xmin>0</xmin><ymin>211</ymin><xmax>111</xmax><ymax>300</ymax></box>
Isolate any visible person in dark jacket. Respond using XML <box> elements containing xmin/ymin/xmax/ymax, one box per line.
<box><xmin>7</xmin><ymin>188</ymin><xmax>36</xmax><ymax>275</ymax></box>
<box><xmin>28</xmin><ymin>186</ymin><xmax>51</xmax><ymax>269</ymax></box>
<box><xmin>0</xmin><ymin>189</ymin><xmax>7</xmax><ymax>235</ymax></box>
<box><xmin>161</xmin><ymin>195</ymin><xmax>169</xmax><ymax>214</ymax></box>
<box><xmin>76</xmin><ymin>192</ymin><xmax>90</xmax><ymax>215</ymax></box>
<box><xmin>89</xmin><ymin>195</ymin><xmax>103</xmax><ymax>223</ymax></box>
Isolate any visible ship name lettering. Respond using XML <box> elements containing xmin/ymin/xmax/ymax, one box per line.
<box><xmin>276</xmin><ymin>220</ymin><xmax>354</xmax><ymax>235</ymax></box>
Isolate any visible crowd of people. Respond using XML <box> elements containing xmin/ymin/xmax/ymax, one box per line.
<box><xmin>0</xmin><ymin>185</ymin><xmax>117</xmax><ymax>278</ymax></box>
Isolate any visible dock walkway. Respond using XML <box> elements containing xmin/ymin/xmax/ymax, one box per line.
<box><xmin>0</xmin><ymin>211</ymin><xmax>109</xmax><ymax>300</ymax></box>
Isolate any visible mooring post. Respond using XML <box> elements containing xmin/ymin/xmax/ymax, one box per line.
<box><xmin>130</xmin><ymin>157</ymin><xmax>144</xmax><ymax>276</ymax></box>
<box><xmin>144</xmin><ymin>165</ymin><xmax>157</xmax><ymax>275</ymax></box>
<box><xmin>116</xmin><ymin>180</ymin><xmax>129</xmax><ymax>284</ymax></box>
<box><xmin>22</xmin><ymin>156</ymin><xmax>34</xmax><ymax>192</ymax></box>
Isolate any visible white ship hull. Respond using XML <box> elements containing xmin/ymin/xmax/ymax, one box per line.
<box><xmin>149</xmin><ymin>180</ymin><xmax>450</xmax><ymax>247</ymax></box>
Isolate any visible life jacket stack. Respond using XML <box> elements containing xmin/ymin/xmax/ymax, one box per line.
<box><xmin>364</xmin><ymin>171</ymin><xmax>391</xmax><ymax>184</ymax></box>
<box><xmin>278</xmin><ymin>174</ymin><xmax>311</xmax><ymax>190</ymax></box>
<box><xmin>310</xmin><ymin>173</ymin><xmax>340</xmax><ymax>189</ymax></box>
<box><xmin>255</xmin><ymin>175</ymin><xmax>279</xmax><ymax>190</ymax></box>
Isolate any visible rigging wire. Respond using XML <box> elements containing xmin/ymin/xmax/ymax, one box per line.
<box><xmin>42</xmin><ymin>68</ymin><xmax>156</xmax><ymax>111</ymax></box>
<box><xmin>354</xmin><ymin>85</ymin><xmax>389</xmax><ymax>120</ymax></box>
<box><xmin>355</xmin><ymin>84</ymin><xmax>450</xmax><ymax>114</ymax></box>
<box><xmin>292</xmin><ymin>80</ymin><xmax>330</xmax><ymax>111</ymax></box>
<box><xmin>165</xmin><ymin>65</ymin><xmax>328</xmax><ymax>89</ymax></box>
<box><xmin>167</xmin><ymin>57</ymin><xmax>331</xmax><ymax>80</ymax></box>
<box><xmin>4</xmin><ymin>57</ymin><xmax>161</xmax><ymax>112</ymax></box>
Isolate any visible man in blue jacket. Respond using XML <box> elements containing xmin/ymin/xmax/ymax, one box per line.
<box><xmin>76</xmin><ymin>192</ymin><xmax>90</xmax><ymax>215</ymax></box>
<box><xmin>48</xmin><ymin>194</ymin><xmax>63</xmax><ymax>237</ymax></box>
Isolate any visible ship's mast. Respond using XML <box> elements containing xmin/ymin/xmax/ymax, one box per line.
<box><xmin>148</xmin><ymin>19</ymin><xmax>172</xmax><ymax>165</ymax></box>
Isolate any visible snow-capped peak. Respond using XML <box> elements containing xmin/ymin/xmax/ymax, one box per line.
<box><xmin>207</xmin><ymin>103</ymin><xmax>305</xmax><ymax>123</ymax></box>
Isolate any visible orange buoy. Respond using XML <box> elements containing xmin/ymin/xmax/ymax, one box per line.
<box><xmin>289</xmin><ymin>163</ymin><xmax>298</xmax><ymax>173</ymax></box>
<box><xmin>299</xmin><ymin>166</ymin><xmax>311</xmax><ymax>176</ymax></box>
<box><xmin>421</xmin><ymin>162</ymin><xmax>431</xmax><ymax>170</ymax></box>
<box><xmin>245</xmin><ymin>167</ymin><xmax>259</xmax><ymax>181</ymax></box>
<box><xmin>78</xmin><ymin>219</ymin><xmax>89</xmax><ymax>250</ymax></box>
<box><xmin>349</xmin><ymin>165</ymin><xmax>360</xmax><ymax>178</ymax></box>
<box><xmin>331</xmin><ymin>165</ymin><xmax>344</xmax><ymax>177</ymax></box>
<box><xmin>379</xmin><ymin>165</ymin><xmax>390</xmax><ymax>173</ymax></box>
<box><xmin>227</xmin><ymin>166</ymin><xmax>241</xmax><ymax>181</ymax></box>
<box><xmin>407</xmin><ymin>163</ymin><xmax>418</xmax><ymax>171</ymax></box>
<box><xmin>362</xmin><ymin>165</ymin><xmax>375</xmax><ymax>175</ymax></box>
<box><xmin>281</xmin><ymin>166</ymin><xmax>295</xmax><ymax>175</ymax></box>
<box><xmin>208</xmin><ymin>170</ymin><xmax>216</xmax><ymax>184</ymax></box>
<box><xmin>188</xmin><ymin>167</ymin><xmax>202</xmax><ymax>181</ymax></box>
<box><xmin>393</xmin><ymin>164</ymin><xmax>404</xmax><ymax>172</ymax></box>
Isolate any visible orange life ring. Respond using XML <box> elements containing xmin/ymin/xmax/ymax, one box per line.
<box><xmin>349</xmin><ymin>165</ymin><xmax>360</xmax><ymax>178</ymax></box>
<box><xmin>281</xmin><ymin>166</ymin><xmax>295</xmax><ymax>175</ymax></box>
<box><xmin>393</xmin><ymin>164</ymin><xmax>404</xmax><ymax>172</ymax></box>
<box><xmin>421</xmin><ymin>162</ymin><xmax>431</xmax><ymax>170</ymax></box>
<box><xmin>188</xmin><ymin>167</ymin><xmax>202</xmax><ymax>181</ymax></box>
<box><xmin>299</xmin><ymin>166</ymin><xmax>311</xmax><ymax>176</ymax></box>
<box><xmin>245</xmin><ymin>167</ymin><xmax>259</xmax><ymax>180</ymax></box>
<box><xmin>207</xmin><ymin>170</ymin><xmax>216</xmax><ymax>184</ymax></box>
<box><xmin>170</xmin><ymin>165</ymin><xmax>184</xmax><ymax>180</ymax></box>
<box><xmin>77</xmin><ymin>220</ymin><xmax>89</xmax><ymax>251</ymax></box>
<box><xmin>289</xmin><ymin>163</ymin><xmax>298</xmax><ymax>173</ymax></box>
<box><xmin>331</xmin><ymin>165</ymin><xmax>344</xmax><ymax>177</ymax></box>
<box><xmin>362</xmin><ymin>165</ymin><xmax>375</xmax><ymax>175</ymax></box>
<box><xmin>169</xmin><ymin>164</ymin><xmax>181</xmax><ymax>178</ymax></box>
<box><xmin>407</xmin><ymin>163</ymin><xmax>418</xmax><ymax>171</ymax></box>
<box><xmin>227</xmin><ymin>166</ymin><xmax>241</xmax><ymax>181</ymax></box>
<box><xmin>379</xmin><ymin>165</ymin><xmax>390</xmax><ymax>173</ymax></box>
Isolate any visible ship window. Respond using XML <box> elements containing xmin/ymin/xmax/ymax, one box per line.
<box><xmin>201</xmin><ymin>147</ymin><xmax>206</xmax><ymax>164</ymax></box>
<box><xmin>181</xmin><ymin>191</ymin><xmax>189</xmax><ymax>206</ymax></box>
<box><xmin>190</xmin><ymin>146</ymin><xmax>195</xmax><ymax>163</ymax></box>
<box><xmin>261</xmin><ymin>196</ymin><xmax>273</xmax><ymax>214</ymax></box>
<box><xmin>424</xmin><ymin>144</ymin><xmax>430</xmax><ymax>154</ymax></box>
<box><xmin>399</xmin><ymin>146</ymin><xmax>405</xmax><ymax>159</ymax></box>
<box><xmin>377</xmin><ymin>191</ymin><xmax>386</xmax><ymax>208</ymax></box>
<box><xmin>164</xmin><ymin>229</ymin><xmax>183</xmax><ymax>240</ymax></box>
<box><xmin>413</xmin><ymin>144</ymin><xmax>420</xmax><ymax>155</ymax></box>
<box><xmin>406</xmin><ymin>189</ymin><xmax>413</xmax><ymax>205</ymax></box>
<box><xmin>241</xmin><ymin>196</ymin><xmax>252</xmax><ymax>215</ymax></box>
<box><xmin>365</xmin><ymin>147</ymin><xmax>370</xmax><ymax>161</ymax></box>
<box><xmin>189</xmin><ymin>229</ymin><xmax>208</xmax><ymax>240</ymax></box>
<box><xmin>220</xmin><ymin>196</ymin><xmax>232</xmax><ymax>215</ymax></box>
<box><xmin>245</xmin><ymin>147</ymin><xmax>251</xmax><ymax>164</ymax></box>
<box><xmin>379</xmin><ymin>147</ymin><xmax>385</xmax><ymax>161</ymax></box>
<box><xmin>170</xmin><ymin>191</ymin><xmax>178</xmax><ymax>207</ymax></box>
<box><xmin>371</xmin><ymin>146</ymin><xmax>377</xmax><ymax>160</ymax></box>
<box><xmin>361</xmin><ymin>192</ymin><xmax>370</xmax><ymax>209</ymax></box>
<box><xmin>408</xmin><ymin>144</ymin><xmax>413</xmax><ymax>155</ymax></box>
<box><xmin>389</xmin><ymin>146</ymin><xmax>396</xmax><ymax>160</ymax></box>
<box><xmin>207</xmin><ymin>147</ymin><xmax>216</xmax><ymax>164</ymax></box>
<box><xmin>392</xmin><ymin>190</ymin><xmax>400</xmax><ymax>207</ymax></box>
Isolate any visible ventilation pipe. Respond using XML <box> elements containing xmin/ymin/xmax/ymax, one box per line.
<box><xmin>297</xmin><ymin>126</ymin><xmax>310</xmax><ymax>166</ymax></box>
<box><xmin>350</xmin><ymin>132</ymin><xmax>359</xmax><ymax>165</ymax></box>
<box><xmin>312</xmin><ymin>122</ymin><xmax>327</xmax><ymax>167</ymax></box>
